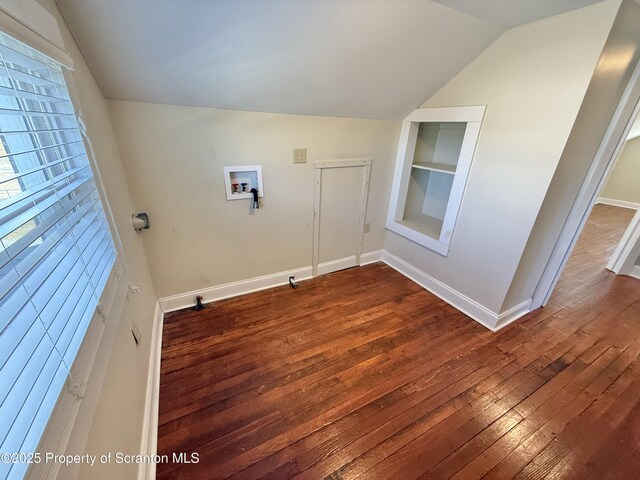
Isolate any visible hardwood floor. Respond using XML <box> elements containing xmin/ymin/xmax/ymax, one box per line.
<box><xmin>157</xmin><ymin>204</ymin><xmax>640</xmax><ymax>479</ymax></box>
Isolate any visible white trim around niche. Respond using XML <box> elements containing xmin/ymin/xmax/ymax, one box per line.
<box><xmin>386</xmin><ymin>106</ymin><xmax>486</xmax><ymax>257</ymax></box>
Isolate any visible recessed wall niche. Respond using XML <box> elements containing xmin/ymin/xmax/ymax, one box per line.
<box><xmin>386</xmin><ymin>106</ymin><xmax>485</xmax><ymax>256</ymax></box>
<box><xmin>223</xmin><ymin>165</ymin><xmax>264</xmax><ymax>200</ymax></box>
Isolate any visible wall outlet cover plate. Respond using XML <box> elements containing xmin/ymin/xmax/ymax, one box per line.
<box><xmin>293</xmin><ymin>148</ymin><xmax>307</xmax><ymax>164</ymax></box>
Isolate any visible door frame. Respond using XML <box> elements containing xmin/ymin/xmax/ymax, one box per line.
<box><xmin>607</xmin><ymin>207</ymin><xmax>640</xmax><ymax>275</ymax></box>
<box><xmin>531</xmin><ymin>59</ymin><xmax>640</xmax><ymax>309</ymax></box>
<box><xmin>313</xmin><ymin>158</ymin><xmax>372</xmax><ymax>277</ymax></box>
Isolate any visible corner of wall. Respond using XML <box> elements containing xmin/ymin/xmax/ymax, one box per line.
<box><xmin>502</xmin><ymin>0</ymin><xmax>640</xmax><ymax>313</ymax></box>
<box><xmin>385</xmin><ymin>0</ymin><xmax>620</xmax><ymax>321</ymax></box>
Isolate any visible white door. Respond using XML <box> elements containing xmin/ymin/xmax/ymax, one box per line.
<box><xmin>313</xmin><ymin>159</ymin><xmax>371</xmax><ymax>276</ymax></box>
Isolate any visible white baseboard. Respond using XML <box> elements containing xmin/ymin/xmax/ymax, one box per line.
<box><xmin>495</xmin><ymin>298</ymin><xmax>533</xmax><ymax>330</ymax></box>
<box><xmin>138</xmin><ymin>302</ymin><xmax>164</xmax><ymax>480</ymax></box>
<box><xmin>381</xmin><ymin>251</ymin><xmax>531</xmax><ymax>331</ymax></box>
<box><xmin>360</xmin><ymin>249</ymin><xmax>385</xmax><ymax>265</ymax></box>
<box><xmin>159</xmin><ymin>266</ymin><xmax>312</xmax><ymax>312</ymax></box>
<box><xmin>158</xmin><ymin>249</ymin><xmax>527</xmax><ymax>331</ymax></box>
<box><xmin>382</xmin><ymin>251</ymin><xmax>501</xmax><ymax>330</ymax></box>
<box><xmin>158</xmin><ymin>250</ymin><xmax>384</xmax><ymax>313</ymax></box>
<box><xmin>316</xmin><ymin>250</ymin><xmax>384</xmax><ymax>276</ymax></box>
<box><xmin>630</xmin><ymin>265</ymin><xmax>640</xmax><ymax>280</ymax></box>
<box><xmin>317</xmin><ymin>256</ymin><xmax>357</xmax><ymax>276</ymax></box>
<box><xmin>596</xmin><ymin>197</ymin><xmax>640</xmax><ymax>210</ymax></box>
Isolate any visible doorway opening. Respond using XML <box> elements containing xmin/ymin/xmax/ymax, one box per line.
<box><xmin>606</xmin><ymin>113</ymin><xmax>640</xmax><ymax>279</ymax></box>
<box><xmin>531</xmin><ymin>57</ymin><xmax>640</xmax><ymax>309</ymax></box>
<box><xmin>545</xmin><ymin>107</ymin><xmax>640</xmax><ymax>305</ymax></box>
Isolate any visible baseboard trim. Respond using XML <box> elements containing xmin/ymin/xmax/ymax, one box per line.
<box><xmin>630</xmin><ymin>265</ymin><xmax>640</xmax><ymax>280</ymax></box>
<box><xmin>360</xmin><ymin>249</ymin><xmax>385</xmax><ymax>265</ymax></box>
<box><xmin>382</xmin><ymin>251</ymin><xmax>531</xmax><ymax>331</ymax></box>
<box><xmin>495</xmin><ymin>298</ymin><xmax>533</xmax><ymax>330</ymax></box>
<box><xmin>158</xmin><ymin>250</ymin><xmax>384</xmax><ymax>313</ymax></box>
<box><xmin>596</xmin><ymin>197</ymin><xmax>640</xmax><ymax>210</ymax></box>
<box><xmin>138</xmin><ymin>302</ymin><xmax>164</xmax><ymax>480</ymax></box>
<box><xmin>316</xmin><ymin>250</ymin><xmax>384</xmax><ymax>276</ymax></box>
<box><xmin>158</xmin><ymin>266</ymin><xmax>311</xmax><ymax>312</ymax></box>
<box><xmin>382</xmin><ymin>251</ymin><xmax>500</xmax><ymax>331</ymax></box>
<box><xmin>317</xmin><ymin>256</ymin><xmax>356</xmax><ymax>276</ymax></box>
<box><xmin>157</xmin><ymin>249</ymin><xmax>528</xmax><ymax>331</ymax></box>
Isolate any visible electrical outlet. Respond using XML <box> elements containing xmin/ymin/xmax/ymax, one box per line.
<box><xmin>364</xmin><ymin>222</ymin><xmax>371</xmax><ymax>233</ymax></box>
<box><xmin>293</xmin><ymin>148</ymin><xmax>307</xmax><ymax>164</ymax></box>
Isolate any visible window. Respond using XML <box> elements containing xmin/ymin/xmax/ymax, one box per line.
<box><xmin>0</xmin><ymin>31</ymin><xmax>116</xmax><ymax>479</ymax></box>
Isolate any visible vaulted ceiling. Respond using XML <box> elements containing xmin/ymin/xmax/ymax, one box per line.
<box><xmin>56</xmin><ymin>0</ymin><xmax>605</xmax><ymax>120</ymax></box>
<box><xmin>432</xmin><ymin>0</ymin><xmax>603</xmax><ymax>28</ymax></box>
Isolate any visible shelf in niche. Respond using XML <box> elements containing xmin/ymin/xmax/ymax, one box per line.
<box><xmin>398</xmin><ymin>213</ymin><xmax>443</xmax><ymax>240</ymax></box>
<box><xmin>386</xmin><ymin>106</ymin><xmax>485</xmax><ymax>256</ymax></box>
<box><xmin>412</xmin><ymin>162</ymin><xmax>456</xmax><ymax>175</ymax></box>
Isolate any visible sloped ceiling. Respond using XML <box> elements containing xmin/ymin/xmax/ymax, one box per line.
<box><xmin>55</xmin><ymin>0</ymin><xmax>604</xmax><ymax>120</ymax></box>
<box><xmin>432</xmin><ymin>0</ymin><xmax>604</xmax><ymax>28</ymax></box>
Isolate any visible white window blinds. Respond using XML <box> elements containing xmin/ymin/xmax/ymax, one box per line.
<box><xmin>0</xmin><ymin>31</ymin><xmax>116</xmax><ymax>480</ymax></box>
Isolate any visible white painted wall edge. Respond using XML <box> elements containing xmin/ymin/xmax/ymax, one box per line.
<box><xmin>381</xmin><ymin>251</ymin><xmax>531</xmax><ymax>331</ymax></box>
<box><xmin>596</xmin><ymin>197</ymin><xmax>640</xmax><ymax>210</ymax></box>
<box><xmin>138</xmin><ymin>302</ymin><xmax>164</xmax><ymax>480</ymax></box>
<box><xmin>158</xmin><ymin>250</ymin><xmax>384</xmax><ymax>313</ymax></box>
<box><xmin>630</xmin><ymin>265</ymin><xmax>640</xmax><ymax>280</ymax></box>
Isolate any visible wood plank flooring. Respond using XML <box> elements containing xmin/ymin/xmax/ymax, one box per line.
<box><xmin>157</xmin><ymin>204</ymin><xmax>640</xmax><ymax>479</ymax></box>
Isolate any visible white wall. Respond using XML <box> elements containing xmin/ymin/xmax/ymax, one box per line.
<box><xmin>108</xmin><ymin>101</ymin><xmax>400</xmax><ymax>298</ymax></box>
<box><xmin>12</xmin><ymin>2</ymin><xmax>159</xmax><ymax>479</ymax></box>
<box><xmin>384</xmin><ymin>0</ymin><xmax>620</xmax><ymax>318</ymax></box>
<box><xmin>600</xmin><ymin>136</ymin><xmax>640</xmax><ymax>206</ymax></box>
<box><xmin>505</xmin><ymin>0</ymin><xmax>640</xmax><ymax>312</ymax></box>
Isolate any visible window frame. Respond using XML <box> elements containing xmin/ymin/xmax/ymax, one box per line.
<box><xmin>27</xmin><ymin>65</ymin><xmax>129</xmax><ymax>480</ymax></box>
<box><xmin>0</xmin><ymin>27</ymin><xmax>128</xmax><ymax>480</ymax></box>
